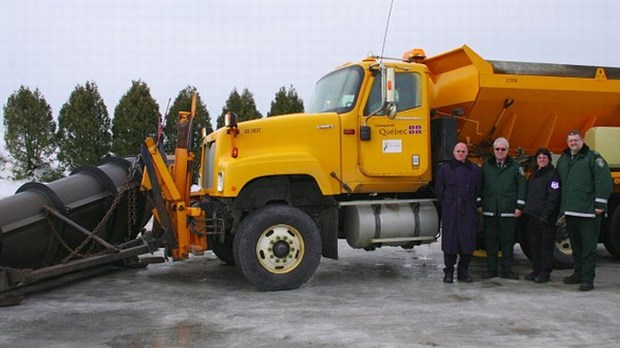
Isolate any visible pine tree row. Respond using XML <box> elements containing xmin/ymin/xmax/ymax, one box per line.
<box><xmin>2</xmin><ymin>82</ymin><xmax>303</xmax><ymax>181</ymax></box>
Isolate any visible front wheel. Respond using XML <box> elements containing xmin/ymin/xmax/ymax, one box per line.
<box><xmin>233</xmin><ymin>205</ymin><xmax>322</xmax><ymax>291</ymax></box>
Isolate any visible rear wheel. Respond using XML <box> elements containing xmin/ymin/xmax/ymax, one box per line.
<box><xmin>233</xmin><ymin>205</ymin><xmax>322</xmax><ymax>291</ymax></box>
<box><xmin>518</xmin><ymin>217</ymin><xmax>532</xmax><ymax>259</ymax></box>
<box><xmin>552</xmin><ymin>219</ymin><xmax>574</xmax><ymax>269</ymax></box>
<box><xmin>603</xmin><ymin>206</ymin><xmax>620</xmax><ymax>258</ymax></box>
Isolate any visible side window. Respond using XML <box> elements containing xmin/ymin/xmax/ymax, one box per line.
<box><xmin>364</xmin><ymin>72</ymin><xmax>421</xmax><ymax>115</ymax></box>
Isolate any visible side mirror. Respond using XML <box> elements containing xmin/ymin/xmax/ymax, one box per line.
<box><xmin>224</xmin><ymin>112</ymin><xmax>239</xmax><ymax>128</ymax></box>
<box><xmin>383</xmin><ymin>67</ymin><xmax>395</xmax><ymax>104</ymax></box>
<box><xmin>383</xmin><ymin>67</ymin><xmax>397</xmax><ymax>119</ymax></box>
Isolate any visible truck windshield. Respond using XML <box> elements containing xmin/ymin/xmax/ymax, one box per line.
<box><xmin>307</xmin><ymin>65</ymin><xmax>364</xmax><ymax>114</ymax></box>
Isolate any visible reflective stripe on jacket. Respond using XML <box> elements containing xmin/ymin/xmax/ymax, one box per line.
<box><xmin>556</xmin><ymin>144</ymin><xmax>612</xmax><ymax>218</ymax></box>
<box><xmin>481</xmin><ymin>156</ymin><xmax>527</xmax><ymax>217</ymax></box>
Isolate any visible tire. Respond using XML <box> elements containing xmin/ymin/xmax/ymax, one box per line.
<box><xmin>233</xmin><ymin>205</ymin><xmax>322</xmax><ymax>291</ymax></box>
<box><xmin>209</xmin><ymin>233</ymin><xmax>235</xmax><ymax>265</ymax></box>
<box><xmin>552</xmin><ymin>220</ymin><xmax>574</xmax><ymax>269</ymax></box>
<box><xmin>603</xmin><ymin>206</ymin><xmax>620</xmax><ymax>259</ymax></box>
<box><xmin>517</xmin><ymin>217</ymin><xmax>532</xmax><ymax>260</ymax></box>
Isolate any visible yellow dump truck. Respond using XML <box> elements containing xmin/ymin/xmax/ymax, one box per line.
<box><xmin>199</xmin><ymin>45</ymin><xmax>619</xmax><ymax>288</ymax></box>
<box><xmin>1</xmin><ymin>45</ymin><xmax>619</xmax><ymax>294</ymax></box>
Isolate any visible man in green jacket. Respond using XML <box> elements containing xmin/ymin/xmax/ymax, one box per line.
<box><xmin>556</xmin><ymin>130</ymin><xmax>613</xmax><ymax>291</ymax></box>
<box><xmin>481</xmin><ymin>137</ymin><xmax>527</xmax><ymax>279</ymax></box>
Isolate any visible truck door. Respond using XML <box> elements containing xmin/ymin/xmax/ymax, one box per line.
<box><xmin>358</xmin><ymin>71</ymin><xmax>429</xmax><ymax>177</ymax></box>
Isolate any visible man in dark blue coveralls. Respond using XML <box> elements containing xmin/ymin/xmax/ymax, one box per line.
<box><xmin>435</xmin><ymin>142</ymin><xmax>482</xmax><ymax>283</ymax></box>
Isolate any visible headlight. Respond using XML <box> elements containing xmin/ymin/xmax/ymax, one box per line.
<box><xmin>217</xmin><ymin>171</ymin><xmax>224</xmax><ymax>192</ymax></box>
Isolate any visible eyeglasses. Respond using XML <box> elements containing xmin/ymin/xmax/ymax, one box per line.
<box><xmin>494</xmin><ymin>148</ymin><xmax>507</xmax><ymax>151</ymax></box>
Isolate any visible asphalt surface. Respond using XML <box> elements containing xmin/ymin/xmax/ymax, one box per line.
<box><xmin>1</xmin><ymin>240</ymin><xmax>619</xmax><ymax>348</ymax></box>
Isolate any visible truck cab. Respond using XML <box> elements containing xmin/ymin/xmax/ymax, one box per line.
<box><xmin>306</xmin><ymin>58</ymin><xmax>433</xmax><ymax>194</ymax></box>
<box><xmin>198</xmin><ymin>55</ymin><xmax>441</xmax><ymax>290</ymax></box>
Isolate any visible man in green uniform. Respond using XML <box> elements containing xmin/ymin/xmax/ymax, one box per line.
<box><xmin>556</xmin><ymin>130</ymin><xmax>612</xmax><ymax>291</ymax></box>
<box><xmin>481</xmin><ymin>137</ymin><xmax>527</xmax><ymax>279</ymax></box>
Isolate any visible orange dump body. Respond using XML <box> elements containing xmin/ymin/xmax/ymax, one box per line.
<box><xmin>425</xmin><ymin>45</ymin><xmax>620</xmax><ymax>156</ymax></box>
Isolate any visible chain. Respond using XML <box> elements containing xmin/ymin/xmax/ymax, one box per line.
<box><xmin>126</xmin><ymin>160</ymin><xmax>139</xmax><ymax>238</ymax></box>
<box><xmin>0</xmin><ymin>266</ymin><xmax>33</xmax><ymax>285</ymax></box>
<box><xmin>46</xmin><ymin>214</ymin><xmax>89</xmax><ymax>259</ymax></box>
<box><xmin>48</xmin><ymin>158</ymin><xmax>143</xmax><ymax>263</ymax></box>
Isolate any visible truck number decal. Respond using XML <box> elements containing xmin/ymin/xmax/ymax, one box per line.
<box><xmin>506</xmin><ymin>77</ymin><xmax>518</xmax><ymax>83</ymax></box>
<box><xmin>243</xmin><ymin>128</ymin><xmax>261</xmax><ymax>134</ymax></box>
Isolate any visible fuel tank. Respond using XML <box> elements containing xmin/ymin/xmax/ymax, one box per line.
<box><xmin>343</xmin><ymin>200</ymin><xmax>439</xmax><ymax>248</ymax></box>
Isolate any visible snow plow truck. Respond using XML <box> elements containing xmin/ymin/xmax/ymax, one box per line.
<box><xmin>1</xmin><ymin>45</ymin><xmax>618</xmax><ymax>298</ymax></box>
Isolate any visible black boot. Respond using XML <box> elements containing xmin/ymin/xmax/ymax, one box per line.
<box><xmin>457</xmin><ymin>254</ymin><xmax>473</xmax><ymax>282</ymax></box>
<box><xmin>443</xmin><ymin>254</ymin><xmax>456</xmax><ymax>283</ymax></box>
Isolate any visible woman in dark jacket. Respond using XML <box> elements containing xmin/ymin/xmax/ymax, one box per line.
<box><xmin>523</xmin><ymin>148</ymin><xmax>561</xmax><ymax>283</ymax></box>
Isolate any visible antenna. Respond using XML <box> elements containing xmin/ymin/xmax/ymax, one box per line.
<box><xmin>379</xmin><ymin>0</ymin><xmax>395</xmax><ymax>61</ymax></box>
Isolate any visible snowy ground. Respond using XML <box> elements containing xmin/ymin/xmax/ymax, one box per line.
<box><xmin>1</xmin><ymin>151</ymin><xmax>619</xmax><ymax>347</ymax></box>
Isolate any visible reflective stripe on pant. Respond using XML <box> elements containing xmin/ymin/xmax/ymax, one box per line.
<box><xmin>566</xmin><ymin>215</ymin><xmax>602</xmax><ymax>284</ymax></box>
<box><xmin>484</xmin><ymin>216</ymin><xmax>516</xmax><ymax>273</ymax></box>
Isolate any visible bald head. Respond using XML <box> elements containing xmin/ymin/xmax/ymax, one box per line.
<box><xmin>453</xmin><ymin>142</ymin><xmax>469</xmax><ymax>162</ymax></box>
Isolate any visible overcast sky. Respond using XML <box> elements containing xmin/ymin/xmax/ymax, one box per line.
<box><xmin>1</xmin><ymin>0</ymin><xmax>619</xmax><ymax>136</ymax></box>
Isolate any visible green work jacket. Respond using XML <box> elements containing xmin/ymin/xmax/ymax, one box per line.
<box><xmin>556</xmin><ymin>144</ymin><xmax>612</xmax><ymax>218</ymax></box>
<box><xmin>481</xmin><ymin>156</ymin><xmax>527</xmax><ymax>217</ymax></box>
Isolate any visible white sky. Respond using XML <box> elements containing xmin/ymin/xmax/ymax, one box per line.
<box><xmin>1</xmin><ymin>0</ymin><xmax>619</xmax><ymax>135</ymax></box>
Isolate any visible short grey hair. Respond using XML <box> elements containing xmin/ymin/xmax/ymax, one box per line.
<box><xmin>493</xmin><ymin>137</ymin><xmax>509</xmax><ymax>150</ymax></box>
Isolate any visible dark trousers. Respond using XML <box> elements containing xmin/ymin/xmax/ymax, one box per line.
<box><xmin>526</xmin><ymin>216</ymin><xmax>555</xmax><ymax>276</ymax></box>
<box><xmin>566</xmin><ymin>215</ymin><xmax>602</xmax><ymax>284</ymax></box>
<box><xmin>484</xmin><ymin>216</ymin><xmax>516</xmax><ymax>273</ymax></box>
<box><xmin>444</xmin><ymin>253</ymin><xmax>472</xmax><ymax>276</ymax></box>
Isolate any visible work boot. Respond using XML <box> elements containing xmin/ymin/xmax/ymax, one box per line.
<box><xmin>534</xmin><ymin>275</ymin><xmax>550</xmax><ymax>283</ymax></box>
<box><xmin>579</xmin><ymin>282</ymin><xmax>594</xmax><ymax>291</ymax></box>
<box><xmin>443</xmin><ymin>269</ymin><xmax>454</xmax><ymax>283</ymax></box>
<box><xmin>481</xmin><ymin>270</ymin><xmax>498</xmax><ymax>279</ymax></box>
<box><xmin>457</xmin><ymin>272</ymin><xmax>473</xmax><ymax>283</ymax></box>
<box><xmin>524</xmin><ymin>272</ymin><xmax>537</xmax><ymax>281</ymax></box>
<box><xmin>500</xmin><ymin>272</ymin><xmax>519</xmax><ymax>280</ymax></box>
<box><xmin>456</xmin><ymin>254</ymin><xmax>472</xmax><ymax>282</ymax></box>
<box><xmin>563</xmin><ymin>273</ymin><xmax>582</xmax><ymax>284</ymax></box>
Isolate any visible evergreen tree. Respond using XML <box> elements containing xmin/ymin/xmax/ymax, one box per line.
<box><xmin>3</xmin><ymin>86</ymin><xmax>57</xmax><ymax>179</ymax></box>
<box><xmin>163</xmin><ymin>86</ymin><xmax>212</xmax><ymax>154</ymax></box>
<box><xmin>57</xmin><ymin>81</ymin><xmax>111</xmax><ymax>169</ymax></box>
<box><xmin>267</xmin><ymin>85</ymin><xmax>304</xmax><ymax>116</ymax></box>
<box><xmin>112</xmin><ymin>80</ymin><xmax>160</xmax><ymax>157</ymax></box>
<box><xmin>216</xmin><ymin>88</ymin><xmax>263</xmax><ymax>128</ymax></box>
